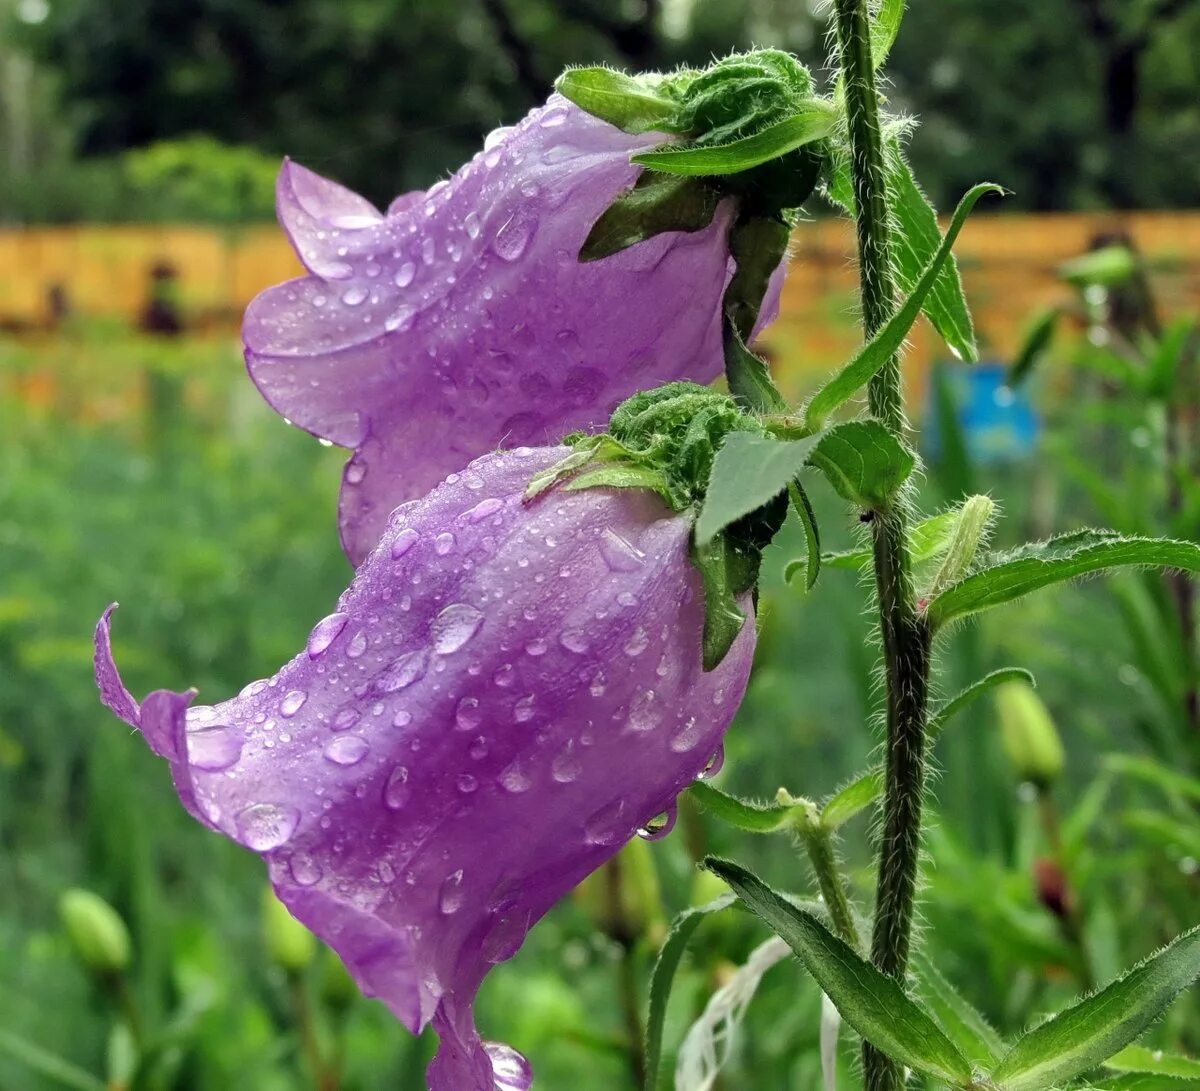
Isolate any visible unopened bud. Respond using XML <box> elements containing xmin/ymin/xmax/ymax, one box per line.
<box><xmin>926</xmin><ymin>495</ymin><xmax>995</xmax><ymax>601</ymax></box>
<box><xmin>59</xmin><ymin>888</ymin><xmax>131</xmax><ymax>975</ymax></box>
<box><xmin>995</xmin><ymin>681</ymin><xmax>1065</xmax><ymax>787</ymax></box>
<box><xmin>262</xmin><ymin>888</ymin><xmax>316</xmax><ymax>972</ymax></box>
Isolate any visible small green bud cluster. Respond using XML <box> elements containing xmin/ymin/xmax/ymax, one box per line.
<box><xmin>59</xmin><ymin>888</ymin><xmax>131</xmax><ymax>976</ymax></box>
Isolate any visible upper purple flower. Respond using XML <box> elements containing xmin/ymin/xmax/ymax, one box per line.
<box><xmin>95</xmin><ymin>446</ymin><xmax>755</xmax><ymax>1090</ymax></box>
<box><xmin>243</xmin><ymin>94</ymin><xmax>785</xmax><ymax>565</ymax></box>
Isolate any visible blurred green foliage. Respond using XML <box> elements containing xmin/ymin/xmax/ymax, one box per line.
<box><xmin>3</xmin><ymin>0</ymin><xmax>1200</xmax><ymax>221</ymax></box>
<box><xmin>1</xmin><ymin>322</ymin><xmax>1196</xmax><ymax>1087</ymax></box>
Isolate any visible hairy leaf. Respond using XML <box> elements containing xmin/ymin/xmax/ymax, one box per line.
<box><xmin>990</xmin><ymin>924</ymin><xmax>1200</xmax><ymax>1091</ymax></box>
<box><xmin>927</xmin><ymin>667</ymin><xmax>1036</xmax><ymax>740</ymax></box>
<box><xmin>820</xmin><ymin>771</ymin><xmax>883</xmax><ymax>830</ymax></box>
<box><xmin>580</xmin><ymin>172</ymin><xmax>719</xmax><ymax>262</ymax></box>
<box><xmin>1105</xmin><ymin>1046</ymin><xmax>1200</xmax><ymax>1079</ymax></box>
<box><xmin>705</xmin><ymin>857</ymin><xmax>974</xmax><ymax>1086</ymax></box>
<box><xmin>911</xmin><ymin>949</ymin><xmax>1005</xmax><ymax>1067</ymax></box>
<box><xmin>688</xmin><ymin>780</ymin><xmax>805</xmax><ymax>833</ymax></box>
<box><xmin>926</xmin><ymin>532</ymin><xmax>1200</xmax><ymax>629</ymax></box>
<box><xmin>807</xmin><ymin>420</ymin><xmax>915</xmax><ymax>510</ymax></box>
<box><xmin>555</xmin><ymin>67</ymin><xmax>680</xmax><ymax>134</ymax></box>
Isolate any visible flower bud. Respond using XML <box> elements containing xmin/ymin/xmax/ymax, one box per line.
<box><xmin>995</xmin><ymin>681</ymin><xmax>1065</xmax><ymax>787</ymax></box>
<box><xmin>262</xmin><ymin>887</ymin><xmax>316</xmax><ymax>972</ymax></box>
<box><xmin>59</xmin><ymin>888</ymin><xmax>131</xmax><ymax>976</ymax></box>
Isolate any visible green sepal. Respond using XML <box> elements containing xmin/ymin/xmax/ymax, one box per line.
<box><xmin>691</xmin><ymin>533</ymin><xmax>750</xmax><ymax>672</ymax></box>
<box><xmin>579</xmin><ymin>171</ymin><xmax>720</xmax><ymax>263</ymax></box>
<box><xmin>1008</xmin><ymin>305</ymin><xmax>1063</xmax><ymax>387</ymax></box>
<box><xmin>633</xmin><ymin>100</ymin><xmax>837</xmax><ymax>177</ymax></box>
<box><xmin>554</xmin><ymin>66</ymin><xmax>682</xmax><ymax>135</ymax></box>
<box><xmin>788</xmin><ymin>480</ymin><xmax>822</xmax><ymax>590</ymax></box>
<box><xmin>1060</xmin><ymin>244</ymin><xmax>1137</xmax><ymax>288</ymax></box>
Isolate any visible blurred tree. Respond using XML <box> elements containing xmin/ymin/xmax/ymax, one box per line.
<box><xmin>9</xmin><ymin>0</ymin><xmax>1200</xmax><ymax>215</ymax></box>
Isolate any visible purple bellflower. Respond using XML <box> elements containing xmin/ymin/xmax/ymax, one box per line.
<box><xmin>95</xmin><ymin>445</ymin><xmax>755</xmax><ymax>1090</ymax></box>
<box><xmin>243</xmin><ymin>94</ymin><xmax>784</xmax><ymax>564</ymax></box>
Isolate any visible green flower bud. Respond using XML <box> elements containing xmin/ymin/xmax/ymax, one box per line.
<box><xmin>262</xmin><ymin>888</ymin><xmax>316</xmax><ymax>972</ymax></box>
<box><xmin>59</xmin><ymin>888</ymin><xmax>131</xmax><ymax>975</ymax></box>
<box><xmin>995</xmin><ymin>681</ymin><xmax>1065</xmax><ymax>787</ymax></box>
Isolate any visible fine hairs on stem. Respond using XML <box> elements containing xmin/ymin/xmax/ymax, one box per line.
<box><xmin>831</xmin><ymin>2</ymin><xmax>934</xmax><ymax>1090</ymax></box>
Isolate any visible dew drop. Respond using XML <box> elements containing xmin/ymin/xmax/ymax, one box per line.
<box><xmin>467</xmin><ymin>497</ymin><xmax>504</xmax><ymax>523</ymax></box>
<box><xmin>584</xmin><ymin>799</ymin><xmax>629</xmax><ymax>846</ymax></box>
<box><xmin>235</xmin><ymin>803</ymin><xmax>299</xmax><ymax>851</ymax></box>
<box><xmin>307</xmin><ymin>612</ymin><xmax>349</xmax><ymax>658</ymax></box>
<box><xmin>455</xmin><ymin>696</ymin><xmax>482</xmax><ymax>731</ymax></box>
<box><xmin>331</xmin><ymin>706</ymin><xmax>361</xmax><ymax>732</ymax></box>
<box><xmin>559</xmin><ymin>629</ymin><xmax>589</xmax><ymax>654</ymax></box>
<box><xmin>493</xmin><ymin>663</ymin><xmax>516</xmax><ymax>688</ymax></box>
<box><xmin>493</xmin><ymin>209</ymin><xmax>534</xmax><ymax>262</ymax></box>
<box><xmin>551</xmin><ymin>742</ymin><xmax>581</xmax><ymax>783</ymax></box>
<box><xmin>434</xmin><ymin>531</ymin><xmax>456</xmax><ymax>555</ymax></box>
<box><xmin>239</xmin><ymin>678</ymin><xmax>269</xmax><ymax>698</ymax></box>
<box><xmin>187</xmin><ymin>724</ymin><xmax>244</xmax><ymax>771</ymax></box>
<box><xmin>345</xmin><ymin>457</ymin><xmax>367</xmax><ymax>484</ymax></box>
<box><xmin>524</xmin><ymin>637</ymin><xmax>548</xmax><ymax>657</ymax></box>
<box><xmin>623</xmin><ymin>628</ymin><xmax>649</xmax><ymax>657</ymax></box>
<box><xmin>637</xmin><ymin>804</ymin><xmax>677</xmax><ymax>841</ymax></box>
<box><xmin>669</xmin><ymin>716</ymin><xmax>704</xmax><ymax>753</ymax></box>
<box><xmin>499</xmin><ymin>759</ymin><xmax>531</xmax><ymax>793</ymax></box>
<box><xmin>432</xmin><ymin>603</ymin><xmax>484</xmax><ymax>654</ymax></box>
<box><xmin>421</xmin><ymin>236</ymin><xmax>436</xmax><ymax>265</ymax></box>
<box><xmin>486</xmin><ymin>1042</ymin><xmax>533</xmax><ymax>1091</ymax></box>
<box><xmin>288</xmin><ymin>853</ymin><xmax>323</xmax><ymax>887</ymax></box>
<box><xmin>394</xmin><ymin>261</ymin><xmax>416</xmax><ymax>287</ymax></box>
<box><xmin>697</xmin><ymin>744</ymin><xmax>725</xmax><ymax>781</ymax></box>
<box><xmin>383</xmin><ymin>765</ymin><xmax>411</xmax><ymax>809</ymax></box>
<box><xmin>376</xmin><ymin>649</ymin><xmax>429</xmax><ymax>692</ymax></box>
<box><xmin>468</xmin><ymin>736</ymin><xmax>489</xmax><ymax>760</ymax></box>
<box><xmin>627</xmin><ymin>690</ymin><xmax>660</xmax><ymax>733</ymax></box>
<box><xmin>600</xmin><ymin>528</ymin><xmax>645</xmax><ymax>571</ymax></box>
<box><xmin>464</xmin><ymin>210</ymin><xmax>481</xmax><ymax>239</ymax></box>
<box><xmin>391</xmin><ymin>528</ymin><xmax>419</xmax><ymax>558</ymax></box>
<box><xmin>280</xmin><ymin>690</ymin><xmax>307</xmax><ymax>717</ymax></box>
<box><xmin>346</xmin><ymin>630</ymin><xmax>368</xmax><ymax>659</ymax></box>
<box><xmin>393</xmin><ymin>709</ymin><xmax>412</xmax><ymax>728</ymax></box>
<box><xmin>457</xmin><ymin>773</ymin><xmax>478</xmax><ymax>794</ymax></box>
<box><xmin>325</xmin><ymin>735</ymin><xmax>369</xmax><ymax>765</ymax></box>
<box><xmin>342</xmin><ymin>286</ymin><xmax>368</xmax><ymax>307</ymax></box>
<box><xmin>513</xmin><ymin>695</ymin><xmax>536</xmax><ymax>723</ymax></box>
<box><xmin>439</xmin><ymin>869</ymin><xmax>465</xmax><ymax>914</ymax></box>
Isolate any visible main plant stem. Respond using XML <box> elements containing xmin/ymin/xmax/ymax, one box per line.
<box><xmin>833</xmin><ymin>3</ymin><xmax>933</xmax><ymax>1089</ymax></box>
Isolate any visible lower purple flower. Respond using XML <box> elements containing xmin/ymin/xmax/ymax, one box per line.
<box><xmin>94</xmin><ymin>446</ymin><xmax>755</xmax><ymax>1090</ymax></box>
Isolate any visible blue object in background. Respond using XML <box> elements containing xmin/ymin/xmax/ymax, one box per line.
<box><xmin>923</xmin><ymin>361</ymin><xmax>1040</xmax><ymax>465</ymax></box>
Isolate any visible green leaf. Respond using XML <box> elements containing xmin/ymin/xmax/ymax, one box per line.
<box><xmin>1146</xmin><ymin>318</ymin><xmax>1199</xmax><ymax>401</ymax></box>
<box><xmin>1009</xmin><ymin>306</ymin><xmax>1063</xmax><ymax>387</ymax></box>
<box><xmin>927</xmin><ymin>667</ymin><xmax>1036</xmax><ymax>741</ymax></box>
<box><xmin>911</xmin><ymin>949</ymin><xmax>1005</xmax><ymax>1068</ymax></box>
<box><xmin>0</xmin><ymin>1029</ymin><xmax>106</xmax><ymax>1091</ymax></box>
<box><xmin>555</xmin><ymin>67</ymin><xmax>680</xmax><ymax>135</ymax></box>
<box><xmin>871</xmin><ymin>0</ymin><xmax>906</xmax><ymax>69</ymax></box>
<box><xmin>643</xmin><ymin>893</ymin><xmax>736</xmax><ymax>1091</ymax></box>
<box><xmin>696</xmin><ymin>432</ymin><xmax>819</xmax><ymax>547</ymax></box>
<box><xmin>723</xmin><ymin>320</ymin><xmax>788</xmax><ymax>413</ymax></box>
<box><xmin>926</xmin><ymin>532</ymin><xmax>1200</xmax><ymax>629</ymax></box>
<box><xmin>1105</xmin><ymin>1046</ymin><xmax>1200</xmax><ymax>1079</ymax></box>
<box><xmin>804</xmin><ymin>182</ymin><xmax>1002</xmax><ymax>431</ymax></box>
<box><xmin>1060</xmin><ymin>245</ymin><xmax>1137</xmax><ymax>288</ymax></box>
<box><xmin>1123</xmin><ymin>810</ymin><xmax>1200</xmax><ymax>858</ymax></box>
<box><xmin>820</xmin><ymin>771</ymin><xmax>883</xmax><ymax>830</ymax></box>
<box><xmin>788</xmin><ymin>480</ymin><xmax>822</xmax><ymax>590</ymax></box>
<box><xmin>784</xmin><ymin>548</ymin><xmax>867</xmax><ymax>585</ymax></box>
<box><xmin>1091</xmin><ymin>1075</ymin><xmax>1200</xmax><ymax>1091</ymax></box>
<box><xmin>704</xmin><ymin>857</ymin><xmax>975</xmax><ymax>1086</ymax></box>
<box><xmin>690</xmin><ymin>534</ymin><xmax>750</xmax><ymax>671</ymax></box>
<box><xmin>580</xmin><ymin>171</ymin><xmax>719</xmax><ymax>262</ymax></box>
<box><xmin>1103</xmin><ymin>754</ymin><xmax>1200</xmax><ymax>805</ymax></box>
<box><xmin>688</xmin><ymin>780</ymin><xmax>807</xmax><ymax>833</ymax></box>
<box><xmin>564</xmin><ymin>465</ymin><xmax>672</xmax><ymax>503</ymax></box>
<box><xmin>990</xmin><ymin>924</ymin><xmax>1200</xmax><ymax>1091</ymax></box>
<box><xmin>633</xmin><ymin>100</ymin><xmax>838</xmax><ymax>176</ymax></box>
<box><xmin>931</xmin><ymin>364</ymin><xmax>977</xmax><ymax>499</ymax></box>
<box><xmin>807</xmin><ymin>420</ymin><xmax>915</xmax><ymax>510</ymax></box>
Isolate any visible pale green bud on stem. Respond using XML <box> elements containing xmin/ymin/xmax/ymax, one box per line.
<box><xmin>59</xmin><ymin>888</ymin><xmax>131</xmax><ymax>977</ymax></box>
<box><xmin>995</xmin><ymin>680</ymin><xmax>1065</xmax><ymax>788</ymax></box>
<box><xmin>924</xmin><ymin>495</ymin><xmax>996</xmax><ymax>603</ymax></box>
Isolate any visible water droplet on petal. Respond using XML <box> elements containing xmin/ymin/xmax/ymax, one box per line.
<box><xmin>467</xmin><ymin>497</ymin><xmax>504</xmax><ymax>523</ymax></box>
<box><xmin>187</xmin><ymin>724</ymin><xmax>243</xmax><ymax>771</ymax></box>
<box><xmin>439</xmin><ymin>869</ymin><xmax>465</xmax><ymax>914</ymax></box>
<box><xmin>457</xmin><ymin>773</ymin><xmax>478</xmax><ymax>794</ymax></box>
<box><xmin>289</xmin><ymin>853</ymin><xmax>323</xmax><ymax>887</ymax></box>
<box><xmin>486</xmin><ymin>1042</ymin><xmax>533</xmax><ymax>1091</ymax></box>
<box><xmin>623</xmin><ymin>628</ymin><xmax>649</xmax><ymax>657</ymax></box>
<box><xmin>493</xmin><ymin>209</ymin><xmax>535</xmax><ymax>262</ymax></box>
<box><xmin>493</xmin><ymin>663</ymin><xmax>516</xmax><ymax>688</ymax></box>
<box><xmin>383</xmin><ymin>765</ymin><xmax>410</xmax><ymax>809</ymax></box>
<box><xmin>455</xmin><ymin>696</ymin><xmax>482</xmax><ymax>731</ymax></box>
<box><xmin>325</xmin><ymin>735</ymin><xmax>369</xmax><ymax>765</ymax></box>
<box><xmin>421</xmin><ymin>236</ymin><xmax>436</xmax><ymax>265</ymax></box>
<box><xmin>600</xmin><ymin>529</ymin><xmax>645</xmax><ymax>571</ymax></box>
<box><xmin>464</xmin><ymin>210</ymin><xmax>481</xmax><ymax>239</ymax></box>
<box><xmin>697</xmin><ymin>744</ymin><xmax>726</xmax><ymax>780</ymax></box>
<box><xmin>585</xmin><ymin>799</ymin><xmax>630</xmax><ymax>846</ymax></box>
<box><xmin>239</xmin><ymin>678</ymin><xmax>269</xmax><ymax>698</ymax></box>
<box><xmin>393</xmin><ymin>709</ymin><xmax>412</xmax><ymax>728</ymax></box>
<box><xmin>434</xmin><ymin>531</ymin><xmax>456</xmax><ymax>555</ymax></box>
<box><xmin>637</xmin><ymin>804</ymin><xmax>677</xmax><ymax>841</ymax></box>
<box><xmin>551</xmin><ymin>741</ymin><xmax>581</xmax><ymax>784</ymax></box>
<box><xmin>669</xmin><ymin>716</ymin><xmax>704</xmax><ymax>753</ymax></box>
<box><xmin>524</xmin><ymin>638</ymin><xmax>548</xmax><ymax>657</ymax></box>
<box><xmin>559</xmin><ymin>629</ymin><xmax>589</xmax><ymax>654</ymax></box>
<box><xmin>468</xmin><ymin>735</ymin><xmax>489</xmax><ymax>760</ymax></box>
<box><xmin>498</xmin><ymin>759</ymin><xmax>531</xmax><ymax>793</ymax></box>
<box><xmin>345</xmin><ymin>457</ymin><xmax>367</xmax><ymax>485</ymax></box>
<box><xmin>342</xmin><ymin>286</ymin><xmax>368</xmax><ymax>306</ymax></box>
<box><xmin>627</xmin><ymin>690</ymin><xmax>660</xmax><ymax>733</ymax></box>
<box><xmin>513</xmin><ymin>695</ymin><xmax>535</xmax><ymax>723</ymax></box>
<box><xmin>280</xmin><ymin>690</ymin><xmax>307</xmax><ymax>717</ymax></box>
<box><xmin>432</xmin><ymin>603</ymin><xmax>484</xmax><ymax>654</ymax></box>
<box><xmin>391</xmin><ymin>528</ymin><xmax>419</xmax><ymax>558</ymax></box>
<box><xmin>236</xmin><ymin>803</ymin><xmax>299</xmax><ymax>851</ymax></box>
<box><xmin>394</xmin><ymin>261</ymin><xmax>416</xmax><ymax>287</ymax></box>
<box><xmin>307</xmin><ymin>612</ymin><xmax>349</xmax><ymax>658</ymax></box>
<box><xmin>346</xmin><ymin>630</ymin><xmax>368</xmax><ymax>659</ymax></box>
<box><xmin>376</xmin><ymin>649</ymin><xmax>429</xmax><ymax>692</ymax></box>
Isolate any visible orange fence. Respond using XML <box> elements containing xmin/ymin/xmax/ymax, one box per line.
<box><xmin>3</xmin><ymin>214</ymin><xmax>1199</xmax><ymax>396</ymax></box>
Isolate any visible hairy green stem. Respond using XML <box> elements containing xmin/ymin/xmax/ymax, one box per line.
<box><xmin>833</xmin><ymin>2</ymin><xmax>933</xmax><ymax>1089</ymax></box>
<box><xmin>800</xmin><ymin>823</ymin><xmax>862</xmax><ymax>953</ymax></box>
